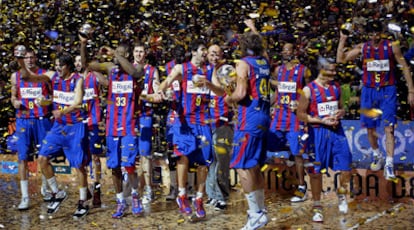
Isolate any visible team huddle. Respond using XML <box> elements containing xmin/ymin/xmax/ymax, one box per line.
<box><xmin>11</xmin><ymin>19</ymin><xmax>414</xmax><ymax>229</ymax></box>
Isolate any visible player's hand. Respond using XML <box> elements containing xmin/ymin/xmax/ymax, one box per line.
<box><xmin>52</xmin><ymin>109</ymin><xmax>63</xmax><ymax>119</ymax></box>
<box><xmin>334</xmin><ymin>109</ymin><xmax>345</xmax><ymax>120</ymax></box>
<box><xmin>244</xmin><ymin>19</ymin><xmax>256</xmax><ymax>31</ymax></box>
<box><xmin>145</xmin><ymin>91</ymin><xmax>165</xmax><ymax>103</ymax></box>
<box><xmin>321</xmin><ymin>116</ymin><xmax>338</xmax><ymax>126</ymax></box>
<box><xmin>79</xmin><ymin>34</ymin><xmax>88</xmax><ymax>44</ymax></box>
<box><xmin>99</xmin><ymin>46</ymin><xmax>114</xmax><ymax>57</ymax></box>
<box><xmin>12</xmin><ymin>99</ymin><xmax>22</xmax><ymax>109</ymax></box>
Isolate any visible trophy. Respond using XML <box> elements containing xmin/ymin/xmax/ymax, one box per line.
<box><xmin>79</xmin><ymin>23</ymin><xmax>93</xmax><ymax>39</ymax></box>
<box><xmin>341</xmin><ymin>22</ymin><xmax>354</xmax><ymax>36</ymax></box>
<box><xmin>216</xmin><ymin>64</ymin><xmax>237</xmax><ymax>95</ymax></box>
<box><xmin>192</xmin><ymin>74</ymin><xmax>206</xmax><ymax>87</ymax></box>
<box><xmin>14</xmin><ymin>45</ymin><xmax>26</xmax><ymax>58</ymax></box>
<box><xmin>340</xmin><ymin>22</ymin><xmax>353</xmax><ymax>36</ymax></box>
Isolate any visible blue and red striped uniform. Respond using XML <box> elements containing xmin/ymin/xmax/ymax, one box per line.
<box><xmin>83</xmin><ymin>72</ymin><xmax>102</xmax><ymax>127</ymax></box>
<box><xmin>16</xmin><ymin>69</ymin><xmax>51</xmax><ymax>118</ymax></box>
<box><xmin>140</xmin><ymin>64</ymin><xmax>156</xmax><ymax>117</ymax></box>
<box><xmin>52</xmin><ymin>73</ymin><xmax>85</xmax><ymax>124</ymax></box>
<box><xmin>307</xmin><ymin>80</ymin><xmax>341</xmax><ymax>127</ymax></box>
<box><xmin>39</xmin><ymin>72</ymin><xmax>89</xmax><ymax>168</ymax></box>
<box><xmin>180</xmin><ymin>62</ymin><xmax>211</xmax><ymax>125</ymax></box>
<box><xmin>15</xmin><ymin>68</ymin><xmax>53</xmax><ymax>161</ymax></box>
<box><xmin>235</xmin><ymin>57</ymin><xmax>270</xmax><ymax>134</ymax></box>
<box><xmin>230</xmin><ymin>56</ymin><xmax>270</xmax><ymax>169</ymax></box>
<box><xmin>270</xmin><ymin>64</ymin><xmax>305</xmax><ymax>132</ymax></box>
<box><xmin>306</xmin><ymin>80</ymin><xmax>351</xmax><ymax>173</ymax></box>
<box><xmin>361</xmin><ymin>40</ymin><xmax>396</xmax><ymax>88</ymax></box>
<box><xmin>106</xmin><ymin>68</ymin><xmax>140</xmax><ymax>136</ymax></box>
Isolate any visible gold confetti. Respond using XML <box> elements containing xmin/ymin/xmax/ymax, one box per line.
<box><xmin>360</xmin><ymin>108</ymin><xmax>383</xmax><ymax>118</ymax></box>
<box><xmin>261</xmin><ymin>164</ymin><xmax>268</xmax><ymax>172</ymax></box>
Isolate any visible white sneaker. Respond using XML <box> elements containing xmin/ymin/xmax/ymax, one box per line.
<box><xmin>47</xmin><ymin>190</ymin><xmax>67</xmax><ymax>214</ymax></box>
<box><xmin>384</xmin><ymin>163</ymin><xmax>396</xmax><ymax>181</ymax></box>
<box><xmin>338</xmin><ymin>194</ymin><xmax>348</xmax><ymax>214</ymax></box>
<box><xmin>312</xmin><ymin>206</ymin><xmax>323</xmax><ymax>222</ymax></box>
<box><xmin>240</xmin><ymin>210</ymin><xmax>268</xmax><ymax>230</ymax></box>
<box><xmin>42</xmin><ymin>190</ymin><xmax>53</xmax><ymax>202</ymax></box>
<box><xmin>290</xmin><ymin>186</ymin><xmax>307</xmax><ymax>203</ymax></box>
<box><xmin>205</xmin><ymin>198</ymin><xmax>217</xmax><ymax>207</ymax></box>
<box><xmin>370</xmin><ymin>155</ymin><xmax>384</xmax><ymax>171</ymax></box>
<box><xmin>18</xmin><ymin>197</ymin><xmax>29</xmax><ymax>210</ymax></box>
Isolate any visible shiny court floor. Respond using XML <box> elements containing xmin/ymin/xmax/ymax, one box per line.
<box><xmin>1</xmin><ymin>156</ymin><xmax>414</xmax><ymax>230</ymax></box>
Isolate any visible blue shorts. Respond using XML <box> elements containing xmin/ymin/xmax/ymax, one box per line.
<box><xmin>106</xmin><ymin>135</ymin><xmax>138</xmax><ymax>168</ymax></box>
<box><xmin>39</xmin><ymin>122</ymin><xmax>89</xmax><ymax>168</ymax></box>
<box><xmin>309</xmin><ymin>126</ymin><xmax>352</xmax><ymax>173</ymax></box>
<box><xmin>139</xmin><ymin>116</ymin><xmax>153</xmax><ymax>157</ymax></box>
<box><xmin>172</xmin><ymin>124</ymin><xmax>212</xmax><ymax>166</ymax></box>
<box><xmin>360</xmin><ymin>86</ymin><xmax>397</xmax><ymax>128</ymax></box>
<box><xmin>266</xmin><ymin>130</ymin><xmax>305</xmax><ymax>156</ymax></box>
<box><xmin>230</xmin><ymin>130</ymin><xmax>266</xmax><ymax>169</ymax></box>
<box><xmin>88</xmin><ymin>125</ymin><xmax>104</xmax><ymax>155</ymax></box>
<box><xmin>16</xmin><ymin>118</ymin><xmax>52</xmax><ymax>161</ymax></box>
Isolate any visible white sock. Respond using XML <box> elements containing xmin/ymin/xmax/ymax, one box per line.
<box><xmin>131</xmin><ymin>188</ymin><xmax>138</xmax><ymax>195</ymax></box>
<box><xmin>178</xmin><ymin>187</ymin><xmax>186</xmax><ymax>196</ymax></box>
<box><xmin>144</xmin><ymin>185</ymin><xmax>152</xmax><ymax>192</ymax></box>
<box><xmin>196</xmin><ymin>192</ymin><xmax>203</xmax><ymax>199</ymax></box>
<box><xmin>41</xmin><ymin>175</ymin><xmax>48</xmax><ymax>191</ymax></box>
<box><xmin>255</xmin><ymin>189</ymin><xmax>265</xmax><ymax>210</ymax></box>
<box><xmin>47</xmin><ymin>177</ymin><xmax>59</xmax><ymax>193</ymax></box>
<box><xmin>245</xmin><ymin>191</ymin><xmax>260</xmax><ymax>213</ymax></box>
<box><xmin>386</xmin><ymin>156</ymin><xmax>393</xmax><ymax>165</ymax></box>
<box><xmin>116</xmin><ymin>192</ymin><xmax>124</xmax><ymax>201</ymax></box>
<box><xmin>372</xmin><ymin>149</ymin><xmax>380</xmax><ymax>157</ymax></box>
<box><xmin>298</xmin><ymin>184</ymin><xmax>306</xmax><ymax>190</ymax></box>
<box><xmin>80</xmin><ymin>187</ymin><xmax>87</xmax><ymax>201</ymax></box>
<box><xmin>20</xmin><ymin>180</ymin><xmax>29</xmax><ymax>198</ymax></box>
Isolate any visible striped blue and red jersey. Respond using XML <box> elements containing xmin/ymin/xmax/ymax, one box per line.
<box><xmin>15</xmin><ymin>69</ymin><xmax>51</xmax><ymax>118</ymax></box>
<box><xmin>236</xmin><ymin>56</ymin><xmax>270</xmax><ymax>132</ymax></box>
<box><xmin>180</xmin><ymin>61</ymin><xmax>210</xmax><ymax>126</ymax></box>
<box><xmin>361</xmin><ymin>40</ymin><xmax>396</xmax><ymax>88</ymax></box>
<box><xmin>307</xmin><ymin>80</ymin><xmax>341</xmax><ymax>127</ymax></box>
<box><xmin>106</xmin><ymin>67</ymin><xmax>141</xmax><ymax>136</ymax></box>
<box><xmin>270</xmin><ymin>64</ymin><xmax>306</xmax><ymax>132</ymax></box>
<box><xmin>140</xmin><ymin>64</ymin><xmax>157</xmax><ymax>117</ymax></box>
<box><xmin>83</xmin><ymin>72</ymin><xmax>102</xmax><ymax>127</ymax></box>
<box><xmin>51</xmin><ymin>72</ymin><xmax>85</xmax><ymax>124</ymax></box>
<box><xmin>208</xmin><ymin>63</ymin><xmax>233</xmax><ymax>129</ymax></box>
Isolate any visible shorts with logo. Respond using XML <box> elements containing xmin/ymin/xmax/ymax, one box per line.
<box><xmin>16</xmin><ymin>117</ymin><xmax>52</xmax><ymax>161</ymax></box>
<box><xmin>360</xmin><ymin>85</ymin><xmax>397</xmax><ymax>128</ymax></box>
<box><xmin>230</xmin><ymin>130</ymin><xmax>266</xmax><ymax>169</ymax></box>
<box><xmin>39</xmin><ymin>122</ymin><xmax>89</xmax><ymax>168</ymax></box>
<box><xmin>266</xmin><ymin>130</ymin><xmax>306</xmax><ymax>156</ymax></box>
<box><xmin>172</xmin><ymin>123</ymin><xmax>212</xmax><ymax>166</ymax></box>
<box><xmin>308</xmin><ymin>125</ymin><xmax>352</xmax><ymax>173</ymax></box>
<box><xmin>106</xmin><ymin>135</ymin><xmax>138</xmax><ymax>168</ymax></box>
